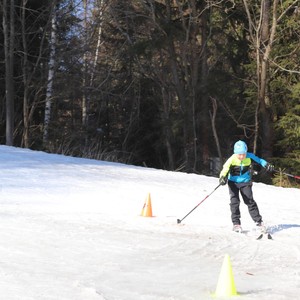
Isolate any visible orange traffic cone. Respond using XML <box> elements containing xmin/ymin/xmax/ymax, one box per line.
<box><xmin>213</xmin><ymin>254</ymin><xmax>238</xmax><ymax>297</ymax></box>
<box><xmin>141</xmin><ymin>193</ymin><xmax>153</xmax><ymax>217</ymax></box>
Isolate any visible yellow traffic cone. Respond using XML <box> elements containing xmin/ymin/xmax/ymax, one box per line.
<box><xmin>141</xmin><ymin>193</ymin><xmax>153</xmax><ymax>217</ymax></box>
<box><xmin>214</xmin><ymin>254</ymin><xmax>238</xmax><ymax>297</ymax></box>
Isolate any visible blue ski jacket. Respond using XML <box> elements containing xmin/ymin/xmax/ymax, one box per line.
<box><xmin>219</xmin><ymin>152</ymin><xmax>268</xmax><ymax>183</ymax></box>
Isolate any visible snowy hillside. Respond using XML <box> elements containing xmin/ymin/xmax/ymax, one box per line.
<box><xmin>0</xmin><ymin>145</ymin><xmax>299</xmax><ymax>300</ymax></box>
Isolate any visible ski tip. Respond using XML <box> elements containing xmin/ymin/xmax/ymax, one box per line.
<box><xmin>256</xmin><ymin>234</ymin><xmax>263</xmax><ymax>240</ymax></box>
<box><xmin>256</xmin><ymin>233</ymin><xmax>273</xmax><ymax>240</ymax></box>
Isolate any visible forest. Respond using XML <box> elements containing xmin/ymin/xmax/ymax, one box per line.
<box><xmin>0</xmin><ymin>0</ymin><xmax>299</xmax><ymax>186</ymax></box>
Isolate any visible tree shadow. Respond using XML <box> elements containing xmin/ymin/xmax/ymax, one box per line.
<box><xmin>268</xmin><ymin>224</ymin><xmax>300</xmax><ymax>234</ymax></box>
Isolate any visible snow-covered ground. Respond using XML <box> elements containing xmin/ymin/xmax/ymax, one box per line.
<box><xmin>0</xmin><ymin>145</ymin><xmax>299</xmax><ymax>300</ymax></box>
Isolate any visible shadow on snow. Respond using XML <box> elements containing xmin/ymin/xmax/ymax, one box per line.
<box><xmin>268</xmin><ymin>224</ymin><xmax>300</xmax><ymax>234</ymax></box>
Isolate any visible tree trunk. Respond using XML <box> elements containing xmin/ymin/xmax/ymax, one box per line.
<box><xmin>210</xmin><ymin>97</ymin><xmax>223</xmax><ymax>166</ymax></box>
<box><xmin>243</xmin><ymin>0</ymin><xmax>280</xmax><ymax>158</ymax></box>
<box><xmin>161</xmin><ymin>86</ymin><xmax>174</xmax><ymax>170</ymax></box>
<box><xmin>165</xmin><ymin>34</ymin><xmax>194</xmax><ymax>171</ymax></box>
<box><xmin>258</xmin><ymin>0</ymin><xmax>273</xmax><ymax>158</ymax></box>
<box><xmin>43</xmin><ymin>4</ymin><xmax>57</xmax><ymax>146</ymax></box>
<box><xmin>90</xmin><ymin>0</ymin><xmax>104</xmax><ymax>87</ymax></box>
<box><xmin>82</xmin><ymin>0</ymin><xmax>88</xmax><ymax>129</ymax></box>
<box><xmin>3</xmin><ymin>0</ymin><xmax>15</xmax><ymax>146</ymax></box>
<box><xmin>21</xmin><ymin>0</ymin><xmax>30</xmax><ymax>148</ymax></box>
<box><xmin>199</xmin><ymin>6</ymin><xmax>210</xmax><ymax>171</ymax></box>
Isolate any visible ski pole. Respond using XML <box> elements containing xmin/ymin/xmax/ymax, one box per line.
<box><xmin>274</xmin><ymin>169</ymin><xmax>300</xmax><ymax>180</ymax></box>
<box><xmin>177</xmin><ymin>183</ymin><xmax>221</xmax><ymax>224</ymax></box>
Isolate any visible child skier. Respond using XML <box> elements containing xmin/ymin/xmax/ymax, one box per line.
<box><xmin>219</xmin><ymin>140</ymin><xmax>274</xmax><ymax>233</ymax></box>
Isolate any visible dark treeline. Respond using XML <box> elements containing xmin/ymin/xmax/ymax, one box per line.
<box><xmin>1</xmin><ymin>0</ymin><xmax>299</xmax><ymax>186</ymax></box>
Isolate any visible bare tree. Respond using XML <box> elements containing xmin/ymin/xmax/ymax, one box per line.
<box><xmin>142</xmin><ymin>0</ymin><xmax>212</xmax><ymax>172</ymax></box>
<box><xmin>2</xmin><ymin>0</ymin><xmax>15</xmax><ymax>146</ymax></box>
<box><xmin>43</xmin><ymin>3</ymin><xmax>58</xmax><ymax>145</ymax></box>
<box><xmin>21</xmin><ymin>0</ymin><xmax>30</xmax><ymax>147</ymax></box>
<box><xmin>210</xmin><ymin>97</ymin><xmax>222</xmax><ymax>165</ymax></box>
<box><xmin>82</xmin><ymin>0</ymin><xmax>106</xmax><ymax>131</ymax></box>
<box><xmin>90</xmin><ymin>0</ymin><xmax>106</xmax><ymax>87</ymax></box>
<box><xmin>19</xmin><ymin>1</ymin><xmax>52</xmax><ymax>148</ymax></box>
<box><xmin>82</xmin><ymin>0</ymin><xmax>88</xmax><ymax>128</ymax></box>
<box><xmin>242</xmin><ymin>0</ymin><xmax>299</xmax><ymax>156</ymax></box>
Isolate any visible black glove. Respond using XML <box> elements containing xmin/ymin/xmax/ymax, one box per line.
<box><xmin>219</xmin><ymin>176</ymin><xmax>227</xmax><ymax>185</ymax></box>
<box><xmin>265</xmin><ymin>163</ymin><xmax>274</xmax><ymax>173</ymax></box>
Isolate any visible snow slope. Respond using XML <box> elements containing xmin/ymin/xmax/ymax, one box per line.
<box><xmin>0</xmin><ymin>145</ymin><xmax>299</xmax><ymax>300</ymax></box>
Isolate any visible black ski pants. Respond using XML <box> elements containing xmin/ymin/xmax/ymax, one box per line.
<box><xmin>227</xmin><ymin>180</ymin><xmax>262</xmax><ymax>225</ymax></box>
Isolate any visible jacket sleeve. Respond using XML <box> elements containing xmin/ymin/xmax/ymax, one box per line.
<box><xmin>219</xmin><ymin>155</ymin><xmax>234</xmax><ymax>178</ymax></box>
<box><xmin>247</xmin><ymin>153</ymin><xmax>268</xmax><ymax>167</ymax></box>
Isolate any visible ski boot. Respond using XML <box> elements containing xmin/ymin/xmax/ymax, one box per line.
<box><xmin>256</xmin><ymin>222</ymin><xmax>267</xmax><ymax>234</ymax></box>
<box><xmin>232</xmin><ymin>224</ymin><xmax>243</xmax><ymax>233</ymax></box>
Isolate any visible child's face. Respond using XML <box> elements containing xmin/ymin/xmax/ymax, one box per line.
<box><xmin>236</xmin><ymin>153</ymin><xmax>246</xmax><ymax>161</ymax></box>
